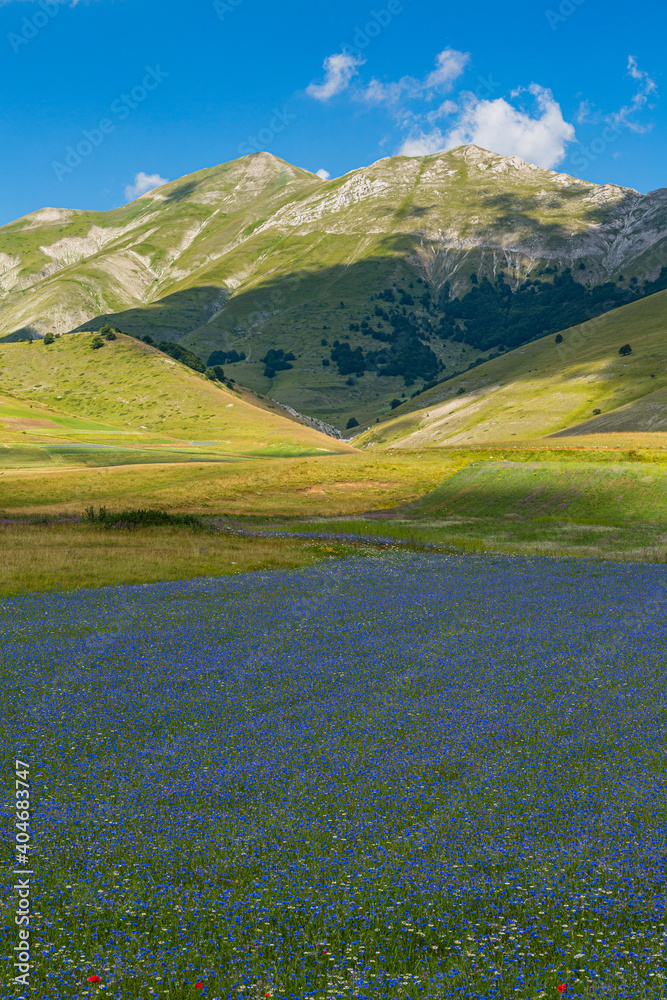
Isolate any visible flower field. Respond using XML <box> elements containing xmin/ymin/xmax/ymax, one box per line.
<box><xmin>2</xmin><ymin>552</ymin><xmax>667</xmax><ymax>999</ymax></box>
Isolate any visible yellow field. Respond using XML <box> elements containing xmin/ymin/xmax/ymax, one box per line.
<box><xmin>0</xmin><ymin>451</ymin><xmax>466</xmax><ymax>517</ymax></box>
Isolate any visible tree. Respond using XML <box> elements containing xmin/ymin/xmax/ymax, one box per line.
<box><xmin>346</xmin><ymin>417</ymin><xmax>359</xmax><ymax>429</ymax></box>
<box><xmin>43</xmin><ymin>333</ymin><xmax>55</xmax><ymax>345</ymax></box>
<box><xmin>618</xmin><ymin>344</ymin><xmax>632</xmax><ymax>356</ymax></box>
<box><xmin>260</xmin><ymin>349</ymin><xmax>294</xmax><ymax>373</ymax></box>
<box><xmin>555</xmin><ymin>334</ymin><xmax>563</xmax><ymax>344</ymax></box>
<box><xmin>91</xmin><ymin>335</ymin><xmax>105</xmax><ymax>349</ymax></box>
<box><xmin>390</xmin><ymin>398</ymin><xmax>402</xmax><ymax>409</ymax></box>
<box><xmin>212</xmin><ymin>365</ymin><xmax>226</xmax><ymax>382</ymax></box>
<box><xmin>105</xmin><ymin>330</ymin><xmax>117</xmax><ymax>341</ymax></box>
<box><xmin>159</xmin><ymin>341</ymin><xmax>206</xmax><ymax>373</ymax></box>
<box><xmin>207</xmin><ymin>349</ymin><xmax>245</xmax><ymax>365</ymax></box>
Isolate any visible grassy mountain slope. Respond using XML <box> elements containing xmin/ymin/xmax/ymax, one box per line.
<box><xmin>0</xmin><ymin>332</ymin><xmax>354</xmax><ymax>462</ymax></box>
<box><xmin>355</xmin><ymin>288</ymin><xmax>667</xmax><ymax>447</ymax></box>
<box><xmin>2</xmin><ymin>146</ymin><xmax>666</xmax><ymax>432</ymax></box>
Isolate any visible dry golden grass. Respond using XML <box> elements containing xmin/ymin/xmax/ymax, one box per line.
<box><xmin>0</xmin><ymin>451</ymin><xmax>466</xmax><ymax>517</ymax></box>
<box><xmin>0</xmin><ymin>523</ymin><xmax>343</xmax><ymax>596</ymax></box>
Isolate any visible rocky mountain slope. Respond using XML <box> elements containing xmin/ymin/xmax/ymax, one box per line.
<box><xmin>1</xmin><ymin>145</ymin><xmax>666</xmax><ymax>432</ymax></box>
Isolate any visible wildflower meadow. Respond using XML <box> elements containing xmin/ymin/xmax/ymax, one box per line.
<box><xmin>2</xmin><ymin>552</ymin><xmax>667</xmax><ymax>999</ymax></box>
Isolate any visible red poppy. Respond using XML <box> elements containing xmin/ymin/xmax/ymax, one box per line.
<box><xmin>557</xmin><ymin>987</ymin><xmax>567</xmax><ymax>994</ymax></box>
<box><xmin>87</xmin><ymin>975</ymin><xmax>101</xmax><ymax>984</ymax></box>
<box><xmin>194</xmin><ymin>985</ymin><xmax>204</xmax><ymax>991</ymax></box>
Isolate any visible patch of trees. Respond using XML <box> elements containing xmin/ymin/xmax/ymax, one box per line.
<box><xmin>329</xmin><ymin>309</ymin><xmax>441</xmax><ymax>386</ymax></box>
<box><xmin>141</xmin><ymin>337</ymin><xmax>207</xmax><ymax>373</ymax></box>
<box><xmin>205</xmin><ymin>365</ymin><xmax>235</xmax><ymax>387</ymax></box>
<box><xmin>260</xmin><ymin>348</ymin><xmax>295</xmax><ymax>378</ymax></box>
<box><xmin>438</xmin><ymin>267</ymin><xmax>667</xmax><ymax>352</ymax></box>
<box><xmin>207</xmin><ymin>349</ymin><xmax>246</xmax><ymax>365</ymax></box>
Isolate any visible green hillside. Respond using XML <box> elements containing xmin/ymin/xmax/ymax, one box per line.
<box><xmin>1</xmin><ymin>146</ymin><xmax>666</xmax><ymax>433</ymax></box>
<box><xmin>0</xmin><ymin>332</ymin><xmax>354</xmax><ymax>466</ymax></box>
<box><xmin>356</xmin><ymin>288</ymin><xmax>667</xmax><ymax>447</ymax></box>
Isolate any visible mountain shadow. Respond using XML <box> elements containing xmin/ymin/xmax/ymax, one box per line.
<box><xmin>70</xmin><ymin>286</ymin><xmax>227</xmax><ymax>340</ymax></box>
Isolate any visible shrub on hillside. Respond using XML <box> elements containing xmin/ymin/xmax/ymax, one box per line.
<box><xmin>83</xmin><ymin>506</ymin><xmax>205</xmax><ymax>530</ymax></box>
<box><xmin>555</xmin><ymin>334</ymin><xmax>563</xmax><ymax>343</ymax></box>
<box><xmin>43</xmin><ymin>333</ymin><xmax>55</xmax><ymax>345</ymax></box>
<box><xmin>260</xmin><ymin>349</ymin><xmax>295</xmax><ymax>373</ymax></box>
<box><xmin>346</xmin><ymin>417</ymin><xmax>359</xmax><ymax>430</ymax></box>
<box><xmin>619</xmin><ymin>344</ymin><xmax>632</xmax><ymax>356</ymax></box>
<box><xmin>207</xmin><ymin>349</ymin><xmax>246</xmax><ymax>366</ymax></box>
<box><xmin>158</xmin><ymin>341</ymin><xmax>206</xmax><ymax>373</ymax></box>
<box><xmin>91</xmin><ymin>335</ymin><xmax>105</xmax><ymax>350</ymax></box>
<box><xmin>390</xmin><ymin>398</ymin><xmax>402</xmax><ymax>409</ymax></box>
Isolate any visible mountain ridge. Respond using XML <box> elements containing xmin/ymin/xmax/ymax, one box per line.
<box><xmin>2</xmin><ymin>145</ymin><xmax>666</xmax><ymax>432</ymax></box>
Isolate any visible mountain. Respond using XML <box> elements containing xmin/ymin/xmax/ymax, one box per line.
<box><xmin>1</xmin><ymin>145</ymin><xmax>666</xmax><ymax>433</ymax></box>
<box><xmin>355</xmin><ymin>287</ymin><xmax>667</xmax><ymax>448</ymax></box>
<box><xmin>0</xmin><ymin>331</ymin><xmax>354</xmax><ymax>459</ymax></box>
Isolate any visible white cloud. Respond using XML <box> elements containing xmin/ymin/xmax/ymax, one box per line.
<box><xmin>427</xmin><ymin>99</ymin><xmax>459</xmax><ymax>123</ymax></box>
<box><xmin>443</xmin><ymin>85</ymin><xmax>575</xmax><ymax>168</ymax></box>
<box><xmin>576</xmin><ymin>100</ymin><xmax>594</xmax><ymax>124</ymax></box>
<box><xmin>424</xmin><ymin>48</ymin><xmax>470</xmax><ymax>91</ymax></box>
<box><xmin>124</xmin><ymin>171</ymin><xmax>169</xmax><ymax>201</ymax></box>
<box><xmin>627</xmin><ymin>55</ymin><xmax>657</xmax><ymax>92</ymax></box>
<box><xmin>306</xmin><ymin>52</ymin><xmax>364</xmax><ymax>101</ymax></box>
<box><xmin>363</xmin><ymin>78</ymin><xmax>408</xmax><ymax>106</ymax></box>
<box><xmin>605</xmin><ymin>56</ymin><xmax>658</xmax><ymax>133</ymax></box>
<box><xmin>315</xmin><ymin>168</ymin><xmax>330</xmax><ymax>180</ymax></box>
<box><xmin>398</xmin><ymin>129</ymin><xmax>446</xmax><ymax>156</ymax></box>
<box><xmin>360</xmin><ymin>47</ymin><xmax>469</xmax><ymax>108</ymax></box>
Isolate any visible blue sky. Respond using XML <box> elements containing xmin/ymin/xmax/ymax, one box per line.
<box><xmin>0</xmin><ymin>0</ymin><xmax>663</xmax><ymax>226</ymax></box>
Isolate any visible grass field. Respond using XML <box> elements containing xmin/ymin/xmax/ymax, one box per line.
<box><xmin>3</xmin><ymin>554</ymin><xmax>667</xmax><ymax>999</ymax></box>
<box><xmin>0</xmin><ymin>450</ymin><xmax>464</xmax><ymax>517</ymax></box>
<box><xmin>0</xmin><ymin>332</ymin><xmax>353</xmax><ymax>457</ymax></box>
<box><xmin>0</xmin><ymin>520</ymin><xmax>354</xmax><ymax>596</ymax></box>
<box><xmin>2</xmin><ymin>445</ymin><xmax>667</xmax><ymax>596</ymax></box>
<box><xmin>358</xmin><ymin>289</ymin><xmax>667</xmax><ymax>448</ymax></box>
